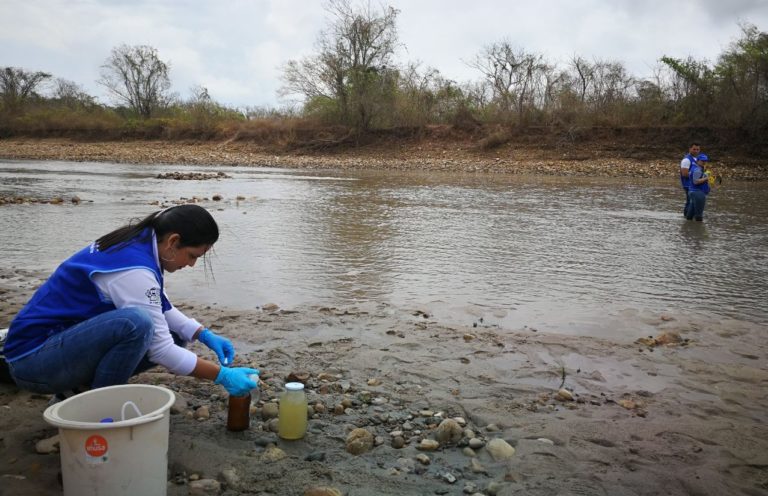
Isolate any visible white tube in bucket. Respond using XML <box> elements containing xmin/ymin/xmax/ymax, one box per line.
<box><xmin>121</xmin><ymin>401</ymin><xmax>142</xmax><ymax>421</ymax></box>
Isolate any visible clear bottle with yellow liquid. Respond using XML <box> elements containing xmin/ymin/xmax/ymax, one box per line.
<box><xmin>278</xmin><ymin>382</ymin><xmax>308</xmax><ymax>439</ymax></box>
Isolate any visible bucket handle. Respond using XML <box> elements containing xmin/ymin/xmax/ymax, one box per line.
<box><xmin>121</xmin><ymin>401</ymin><xmax>143</xmax><ymax>421</ymax></box>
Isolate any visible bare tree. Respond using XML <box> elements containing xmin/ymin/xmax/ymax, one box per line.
<box><xmin>51</xmin><ymin>78</ymin><xmax>96</xmax><ymax>108</ymax></box>
<box><xmin>98</xmin><ymin>44</ymin><xmax>171</xmax><ymax>118</ymax></box>
<box><xmin>280</xmin><ymin>0</ymin><xmax>400</xmax><ymax>130</ymax></box>
<box><xmin>569</xmin><ymin>56</ymin><xmax>593</xmax><ymax>103</ymax></box>
<box><xmin>0</xmin><ymin>67</ymin><xmax>52</xmax><ymax>112</ymax></box>
<box><xmin>469</xmin><ymin>41</ymin><xmax>550</xmax><ymax>124</ymax></box>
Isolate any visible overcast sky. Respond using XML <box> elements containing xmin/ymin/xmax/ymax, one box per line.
<box><xmin>2</xmin><ymin>0</ymin><xmax>767</xmax><ymax>110</ymax></box>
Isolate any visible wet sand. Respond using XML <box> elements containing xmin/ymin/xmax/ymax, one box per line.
<box><xmin>1</xmin><ymin>268</ymin><xmax>766</xmax><ymax>495</ymax></box>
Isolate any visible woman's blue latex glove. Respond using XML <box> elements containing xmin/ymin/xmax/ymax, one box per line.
<box><xmin>198</xmin><ymin>328</ymin><xmax>235</xmax><ymax>366</ymax></box>
<box><xmin>215</xmin><ymin>367</ymin><xmax>260</xmax><ymax>396</ymax></box>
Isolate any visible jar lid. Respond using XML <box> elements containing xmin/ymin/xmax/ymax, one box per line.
<box><xmin>285</xmin><ymin>382</ymin><xmax>305</xmax><ymax>391</ymax></box>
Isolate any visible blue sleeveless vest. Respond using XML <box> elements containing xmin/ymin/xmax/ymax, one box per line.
<box><xmin>680</xmin><ymin>153</ymin><xmax>697</xmax><ymax>189</ymax></box>
<box><xmin>689</xmin><ymin>163</ymin><xmax>710</xmax><ymax>194</ymax></box>
<box><xmin>4</xmin><ymin>229</ymin><xmax>170</xmax><ymax>361</ymax></box>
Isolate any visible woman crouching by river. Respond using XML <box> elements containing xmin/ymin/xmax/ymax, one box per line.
<box><xmin>2</xmin><ymin>205</ymin><xmax>258</xmax><ymax>401</ymax></box>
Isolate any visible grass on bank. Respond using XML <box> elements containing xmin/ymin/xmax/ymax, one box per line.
<box><xmin>0</xmin><ymin>102</ymin><xmax>765</xmax><ymax>161</ymax></box>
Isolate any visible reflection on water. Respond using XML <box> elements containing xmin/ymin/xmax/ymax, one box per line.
<box><xmin>1</xmin><ymin>159</ymin><xmax>766</xmax><ymax>340</ymax></box>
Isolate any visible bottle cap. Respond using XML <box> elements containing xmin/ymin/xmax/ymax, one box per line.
<box><xmin>285</xmin><ymin>382</ymin><xmax>304</xmax><ymax>391</ymax></box>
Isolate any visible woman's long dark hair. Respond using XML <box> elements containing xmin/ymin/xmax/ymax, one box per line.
<box><xmin>96</xmin><ymin>204</ymin><xmax>219</xmax><ymax>251</ymax></box>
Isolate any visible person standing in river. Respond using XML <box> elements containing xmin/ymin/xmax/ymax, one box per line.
<box><xmin>679</xmin><ymin>142</ymin><xmax>701</xmax><ymax>217</ymax></box>
<box><xmin>2</xmin><ymin>204</ymin><xmax>259</xmax><ymax>401</ymax></box>
<box><xmin>686</xmin><ymin>153</ymin><xmax>711</xmax><ymax>221</ymax></box>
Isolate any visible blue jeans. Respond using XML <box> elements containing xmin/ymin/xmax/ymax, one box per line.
<box><xmin>686</xmin><ymin>190</ymin><xmax>707</xmax><ymax>221</ymax></box>
<box><xmin>683</xmin><ymin>188</ymin><xmax>691</xmax><ymax>217</ymax></box>
<box><xmin>8</xmin><ymin>308</ymin><xmax>156</xmax><ymax>394</ymax></box>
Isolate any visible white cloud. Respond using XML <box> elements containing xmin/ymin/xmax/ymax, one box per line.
<box><xmin>2</xmin><ymin>0</ymin><xmax>767</xmax><ymax>107</ymax></box>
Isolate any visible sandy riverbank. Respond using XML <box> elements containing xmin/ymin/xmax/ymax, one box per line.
<box><xmin>1</xmin><ymin>138</ymin><xmax>767</xmax><ymax>180</ymax></box>
<box><xmin>1</xmin><ymin>267</ymin><xmax>766</xmax><ymax>496</ymax></box>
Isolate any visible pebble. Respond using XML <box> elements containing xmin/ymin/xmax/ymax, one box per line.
<box><xmin>220</xmin><ymin>468</ymin><xmax>239</xmax><ymax>489</ymax></box>
<box><xmin>391</xmin><ymin>436</ymin><xmax>406</xmax><ymax>449</ymax></box>
<box><xmin>261</xmin><ymin>445</ymin><xmax>287</xmax><ymax>463</ymax></box>
<box><xmin>441</xmin><ymin>473</ymin><xmax>457</xmax><ymax>484</ymax></box>
<box><xmin>35</xmin><ymin>434</ymin><xmax>60</xmax><ymax>454</ymax></box>
<box><xmin>557</xmin><ymin>388</ymin><xmax>575</xmax><ymax>401</ymax></box>
<box><xmin>463</xmin><ymin>482</ymin><xmax>479</xmax><ymax>494</ymax></box>
<box><xmin>171</xmin><ymin>393</ymin><xmax>188</xmax><ymax>414</ymax></box>
<box><xmin>193</xmin><ymin>406</ymin><xmax>210</xmax><ymax>420</ymax></box>
<box><xmin>434</xmin><ymin>419</ymin><xmax>463</xmax><ymax>445</ymax></box>
<box><xmin>415</xmin><ymin>453</ymin><xmax>431</xmax><ymax>465</ymax></box>
<box><xmin>462</xmin><ymin>447</ymin><xmax>476</xmax><ymax>457</ymax></box>
<box><xmin>266</xmin><ymin>418</ymin><xmax>280</xmax><ymax>432</ymax></box>
<box><xmin>468</xmin><ymin>437</ymin><xmax>485</xmax><ymax>449</ymax></box>
<box><xmin>397</xmin><ymin>457</ymin><xmax>416</xmax><ymax>472</ymax></box>
<box><xmin>304</xmin><ymin>487</ymin><xmax>342</xmax><ymax>496</ymax></box>
<box><xmin>486</xmin><ymin>438</ymin><xmax>516</xmax><ymax>460</ymax></box>
<box><xmin>346</xmin><ymin>428</ymin><xmax>374</xmax><ymax>455</ymax></box>
<box><xmin>261</xmin><ymin>403</ymin><xmax>279</xmax><ymax>419</ymax></box>
<box><xmin>417</xmin><ymin>439</ymin><xmax>440</xmax><ymax>451</ymax></box>
<box><xmin>287</xmin><ymin>371</ymin><xmax>310</xmax><ymax>383</ymax></box>
<box><xmin>469</xmin><ymin>458</ymin><xmax>488</xmax><ymax>474</ymax></box>
<box><xmin>304</xmin><ymin>451</ymin><xmax>327</xmax><ymax>462</ymax></box>
<box><xmin>486</xmin><ymin>481</ymin><xmax>504</xmax><ymax>495</ymax></box>
<box><xmin>189</xmin><ymin>478</ymin><xmax>221</xmax><ymax>495</ymax></box>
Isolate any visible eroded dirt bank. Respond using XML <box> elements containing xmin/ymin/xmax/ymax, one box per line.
<box><xmin>1</xmin><ymin>138</ymin><xmax>766</xmax><ymax>180</ymax></box>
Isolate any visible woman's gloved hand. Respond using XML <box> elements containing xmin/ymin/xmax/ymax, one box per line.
<box><xmin>214</xmin><ymin>367</ymin><xmax>260</xmax><ymax>396</ymax></box>
<box><xmin>198</xmin><ymin>328</ymin><xmax>235</xmax><ymax>366</ymax></box>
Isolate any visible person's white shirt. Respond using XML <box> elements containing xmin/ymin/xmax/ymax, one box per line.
<box><xmin>91</xmin><ymin>233</ymin><xmax>201</xmax><ymax>375</ymax></box>
<box><xmin>680</xmin><ymin>156</ymin><xmax>693</xmax><ymax>173</ymax></box>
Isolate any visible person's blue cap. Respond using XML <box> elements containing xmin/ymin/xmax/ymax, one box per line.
<box><xmin>697</xmin><ymin>153</ymin><xmax>709</xmax><ymax>162</ymax></box>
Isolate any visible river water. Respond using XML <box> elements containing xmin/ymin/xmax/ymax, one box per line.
<box><xmin>1</xmin><ymin>160</ymin><xmax>766</xmax><ymax>341</ymax></box>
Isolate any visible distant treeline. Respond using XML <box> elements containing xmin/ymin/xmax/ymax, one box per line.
<box><xmin>1</xmin><ymin>1</ymin><xmax>766</xmax><ymax>153</ymax></box>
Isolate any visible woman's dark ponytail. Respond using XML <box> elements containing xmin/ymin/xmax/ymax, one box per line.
<box><xmin>96</xmin><ymin>205</ymin><xmax>219</xmax><ymax>251</ymax></box>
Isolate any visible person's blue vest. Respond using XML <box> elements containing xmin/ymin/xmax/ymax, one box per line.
<box><xmin>4</xmin><ymin>229</ymin><xmax>170</xmax><ymax>362</ymax></box>
<box><xmin>680</xmin><ymin>153</ymin><xmax>697</xmax><ymax>189</ymax></box>
<box><xmin>689</xmin><ymin>162</ymin><xmax>710</xmax><ymax>194</ymax></box>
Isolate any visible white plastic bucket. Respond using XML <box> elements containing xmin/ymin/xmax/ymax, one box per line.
<box><xmin>43</xmin><ymin>384</ymin><xmax>175</xmax><ymax>496</ymax></box>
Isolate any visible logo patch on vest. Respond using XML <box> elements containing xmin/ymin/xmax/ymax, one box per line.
<box><xmin>145</xmin><ymin>287</ymin><xmax>161</xmax><ymax>305</ymax></box>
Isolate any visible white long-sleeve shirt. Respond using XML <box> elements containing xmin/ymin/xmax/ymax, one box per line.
<box><xmin>91</xmin><ymin>241</ymin><xmax>201</xmax><ymax>375</ymax></box>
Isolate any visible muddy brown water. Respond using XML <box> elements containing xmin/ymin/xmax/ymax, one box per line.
<box><xmin>1</xmin><ymin>159</ymin><xmax>766</xmax><ymax>341</ymax></box>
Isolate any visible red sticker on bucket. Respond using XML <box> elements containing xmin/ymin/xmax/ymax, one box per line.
<box><xmin>85</xmin><ymin>435</ymin><xmax>108</xmax><ymax>457</ymax></box>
